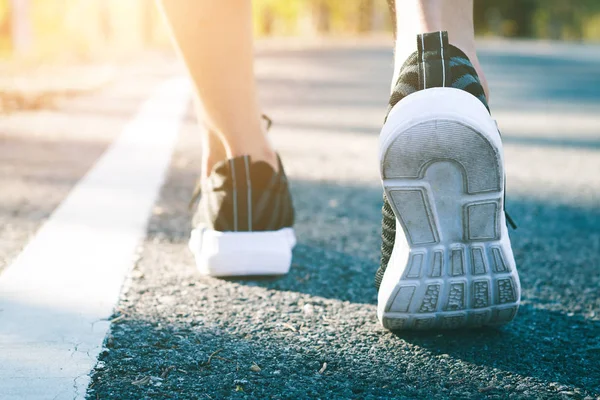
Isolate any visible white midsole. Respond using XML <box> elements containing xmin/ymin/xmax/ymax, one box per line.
<box><xmin>188</xmin><ymin>227</ymin><xmax>296</xmax><ymax>277</ymax></box>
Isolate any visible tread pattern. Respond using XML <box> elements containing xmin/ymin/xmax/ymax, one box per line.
<box><xmin>471</xmin><ymin>248</ymin><xmax>487</xmax><ymax>275</ymax></box>
<box><xmin>445</xmin><ymin>283</ymin><xmax>466</xmax><ymax>311</ymax></box>
<box><xmin>451</xmin><ymin>249</ymin><xmax>465</xmax><ymax>276</ymax></box>
<box><xmin>492</xmin><ymin>247</ymin><xmax>510</xmax><ymax>273</ymax></box>
<box><xmin>383</xmin><ymin>243</ymin><xmax>519</xmax><ymax>329</ymax></box>
<box><xmin>379</xmin><ymin>121</ymin><xmax>520</xmax><ymax>330</ymax></box>
<box><xmin>382</xmin><ymin>122</ymin><xmax>502</xmax><ymax>194</ymax></box>
<box><xmin>389</xmin><ymin>189</ymin><xmax>439</xmax><ymax>245</ymax></box>
<box><xmin>419</xmin><ymin>285</ymin><xmax>441</xmax><ymax>313</ymax></box>
<box><xmin>389</xmin><ymin>286</ymin><xmax>416</xmax><ymax>313</ymax></box>
<box><xmin>466</xmin><ymin>201</ymin><xmax>500</xmax><ymax>240</ymax></box>
<box><xmin>472</xmin><ymin>280</ymin><xmax>490</xmax><ymax>308</ymax></box>
<box><xmin>497</xmin><ymin>278</ymin><xmax>517</xmax><ymax>304</ymax></box>
<box><xmin>406</xmin><ymin>253</ymin><xmax>424</xmax><ymax>278</ymax></box>
<box><xmin>430</xmin><ymin>251</ymin><xmax>443</xmax><ymax>277</ymax></box>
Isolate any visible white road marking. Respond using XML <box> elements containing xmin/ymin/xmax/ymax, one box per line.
<box><xmin>0</xmin><ymin>78</ymin><xmax>190</xmax><ymax>399</ymax></box>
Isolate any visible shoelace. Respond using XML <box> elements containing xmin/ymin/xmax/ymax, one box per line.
<box><xmin>497</xmin><ymin>124</ymin><xmax>517</xmax><ymax>230</ymax></box>
<box><xmin>506</xmin><ymin>207</ymin><xmax>517</xmax><ymax>230</ymax></box>
<box><xmin>188</xmin><ymin>114</ymin><xmax>273</xmax><ymax>210</ymax></box>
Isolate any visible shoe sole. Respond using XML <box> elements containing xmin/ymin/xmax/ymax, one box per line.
<box><xmin>188</xmin><ymin>227</ymin><xmax>296</xmax><ymax>277</ymax></box>
<box><xmin>377</xmin><ymin>87</ymin><xmax>521</xmax><ymax>330</ymax></box>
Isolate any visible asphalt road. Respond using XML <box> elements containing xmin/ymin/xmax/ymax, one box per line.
<box><xmin>1</xmin><ymin>39</ymin><xmax>599</xmax><ymax>399</ymax></box>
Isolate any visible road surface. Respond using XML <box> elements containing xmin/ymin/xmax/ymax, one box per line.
<box><xmin>1</xmin><ymin>39</ymin><xmax>599</xmax><ymax>399</ymax></box>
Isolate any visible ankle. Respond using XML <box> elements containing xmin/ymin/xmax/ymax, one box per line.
<box><xmin>201</xmin><ymin>123</ymin><xmax>280</xmax><ymax>179</ymax></box>
<box><xmin>201</xmin><ymin>130</ymin><xmax>227</xmax><ymax>179</ymax></box>
<box><xmin>203</xmin><ymin>146</ymin><xmax>279</xmax><ymax>179</ymax></box>
<box><xmin>227</xmin><ymin>141</ymin><xmax>279</xmax><ymax>172</ymax></box>
<box><xmin>224</xmin><ymin>119</ymin><xmax>279</xmax><ymax>171</ymax></box>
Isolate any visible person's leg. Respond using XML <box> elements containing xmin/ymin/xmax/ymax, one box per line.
<box><xmin>157</xmin><ymin>0</ymin><xmax>295</xmax><ymax>278</ymax></box>
<box><xmin>157</xmin><ymin>0</ymin><xmax>278</xmax><ymax>177</ymax></box>
<box><xmin>376</xmin><ymin>0</ymin><xmax>520</xmax><ymax>330</ymax></box>
<box><xmin>390</xmin><ymin>0</ymin><xmax>488</xmax><ymax>99</ymax></box>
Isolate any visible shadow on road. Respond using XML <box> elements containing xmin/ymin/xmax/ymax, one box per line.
<box><xmin>131</xmin><ymin>161</ymin><xmax>600</xmax><ymax>396</ymax></box>
<box><xmin>87</xmin><ymin>312</ymin><xmax>600</xmax><ymax>399</ymax></box>
<box><xmin>216</xmin><ymin>177</ymin><xmax>600</xmax><ymax>393</ymax></box>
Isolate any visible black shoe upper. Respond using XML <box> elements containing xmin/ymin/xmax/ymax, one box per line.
<box><xmin>375</xmin><ymin>31</ymin><xmax>490</xmax><ymax>290</ymax></box>
<box><xmin>192</xmin><ymin>155</ymin><xmax>294</xmax><ymax>232</ymax></box>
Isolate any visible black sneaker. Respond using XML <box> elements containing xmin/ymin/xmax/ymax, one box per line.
<box><xmin>188</xmin><ymin>154</ymin><xmax>296</xmax><ymax>277</ymax></box>
<box><xmin>376</xmin><ymin>31</ymin><xmax>520</xmax><ymax>330</ymax></box>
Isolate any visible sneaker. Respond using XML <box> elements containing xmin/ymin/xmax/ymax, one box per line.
<box><xmin>376</xmin><ymin>31</ymin><xmax>521</xmax><ymax>330</ymax></box>
<box><xmin>188</xmin><ymin>154</ymin><xmax>296</xmax><ymax>277</ymax></box>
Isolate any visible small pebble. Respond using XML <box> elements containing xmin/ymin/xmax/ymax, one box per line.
<box><xmin>250</xmin><ymin>364</ymin><xmax>261</xmax><ymax>372</ymax></box>
<box><xmin>303</xmin><ymin>304</ymin><xmax>315</xmax><ymax>316</ymax></box>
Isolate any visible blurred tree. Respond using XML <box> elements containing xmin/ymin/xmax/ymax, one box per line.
<box><xmin>357</xmin><ymin>0</ymin><xmax>374</xmax><ymax>32</ymax></box>
<box><xmin>141</xmin><ymin>0</ymin><xmax>154</xmax><ymax>45</ymax></box>
<box><xmin>313</xmin><ymin>0</ymin><xmax>330</xmax><ymax>34</ymax></box>
<box><xmin>0</xmin><ymin>0</ymin><xmax>11</xmax><ymax>51</ymax></box>
<box><xmin>9</xmin><ymin>0</ymin><xmax>32</xmax><ymax>54</ymax></box>
<box><xmin>99</xmin><ymin>0</ymin><xmax>111</xmax><ymax>43</ymax></box>
<box><xmin>2</xmin><ymin>0</ymin><xmax>600</xmax><ymax>60</ymax></box>
<box><xmin>474</xmin><ymin>0</ymin><xmax>536</xmax><ymax>37</ymax></box>
<box><xmin>474</xmin><ymin>0</ymin><xmax>600</xmax><ymax>40</ymax></box>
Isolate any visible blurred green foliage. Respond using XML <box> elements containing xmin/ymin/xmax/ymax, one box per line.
<box><xmin>0</xmin><ymin>0</ymin><xmax>166</xmax><ymax>58</ymax></box>
<box><xmin>473</xmin><ymin>0</ymin><xmax>600</xmax><ymax>40</ymax></box>
<box><xmin>252</xmin><ymin>0</ymin><xmax>600</xmax><ymax>40</ymax></box>
<box><xmin>1</xmin><ymin>0</ymin><xmax>599</xmax><ymax>58</ymax></box>
<box><xmin>253</xmin><ymin>0</ymin><xmax>389</xmax><ymax>35</ymax></box>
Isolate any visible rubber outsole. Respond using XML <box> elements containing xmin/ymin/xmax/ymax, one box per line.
<box><xmin>377</xmin><ymin>88</ymin><xmax>521</xmax><ymax>330</ymax></box>
<box><xmin>188</xmin><ymin>227</ymin><xmax>296</xmax><ymax>277</ymax></box>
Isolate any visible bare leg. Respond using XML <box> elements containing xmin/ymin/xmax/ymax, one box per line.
<box><xmin>391</xmin><ymin>0</ymin><xmax>489</xmax><ymax>99</ymax></box>
<box><xmin>157</xmin><ymin>0</ymin><xmax>278</xmax><ymax>177</ymax></box>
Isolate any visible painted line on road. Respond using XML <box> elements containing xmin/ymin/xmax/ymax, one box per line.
<box><xmin>0</xmin><ymin>77</ymin><xmax>190</xmax><ymax>400</ymax></box>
